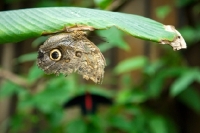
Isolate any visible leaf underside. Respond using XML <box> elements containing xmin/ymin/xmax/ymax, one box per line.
<box><xmin>0</xmin><ymin>7</ymin><xmax>185</xmax><ymax>50</ymax></box>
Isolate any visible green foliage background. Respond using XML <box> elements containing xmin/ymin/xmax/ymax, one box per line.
<box><xmin>0</xmin><ymin>0</ymin><xmax>200</xmax><ymax>133</ymax></box>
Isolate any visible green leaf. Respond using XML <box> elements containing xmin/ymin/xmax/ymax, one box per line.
<box><xmin>87</xmin><ymin>85</ymin><xmax>113</xmax><ymax>98</ymax></box>
<box><xmin>85</xmin><ymin>115</ymin><xmax>105</xmax><ymax>133</ymax></box>
<box><xmin>114</xmin><ymin>56</ymin><xmax>147</xmax><ymax>74</ymax></box>
<box><xmin>149</xmin><ymin>116</ymin><xmax>168</xmax><ymax>133</ymax></box>
<box><xmin>16</xmin><ymin>52</ymin><xmax>37</xmax><ymax>63</ymax></box>
<box><xmin>178</xmin><ymin>88</ymin><xmax>200</xmax><ymax>112</ymax></box>
<box><xmin>144</xmin><ymin>59</ymin><xmax>165</xmax><ymax>75</ymax></box>
<box><xmin>0</xmin><ymin>7</ymin><xmax>179</xmax><ymax>45</ymax></box>
<box><xmin>0</xmin><ymin>81</ymin><xmax>25</xmax><ymax>97</ymax></box>
<box><xmin>97</xmin><ymin>43</ymin><xmax>113</xmax><ymax>52</ymax></box>
<box><xmin>9</xmin><ymin>113</ymin><xmax>26</xmax><ymax>132</ymax></box>
<box><xmin>148</xmin><ymin>67</ymin><xmax>187</xmax><ymax>98</ymax></box>
<box><xmin>19</xmin><ymin>76</ymin><xmax>75</xmax><ymax>113</ymax></box>
<box><xmin>97</xmin><ymin>27</ymin><xmax>130</xmax><ymax>51</ymax></box>
<box><xmin>116</xmin><ymin>89</ymin><xmax>147</xmax><ymax>104</ymax></box>
<box><xmin>28</xmin><ymin>63</ymin><xmax>44</xmax><ymax>82</ymax></box>
<box><xmin>66</xmin><ymin>118</ymin><xmax>87</xmax><ymax>133</ymax></box>
<box><xmin>116</xmin><ymin>89</ymin><xmax>132</xmax><ymax>104</ymax></box>
<box><xmin>176</xmin><ymin>0</ymin><xmax>195</xmax><ymax>7</ymax></box>
<box><xmin>94</xmin><ymin>0</ymin><xmax>113</xmax><ymax>9</ymax></box>
<box><xmin>170</xmin><ymin>69</ymin><xmax>199</xmax><ymax>96</ymax></box>
<box><xmin>108</xmin><ymin>115</ymin><xmax>132</xmax><ymax>131</ymax></box>
<box><xmin>179</xmin><ymin>26</ymin><xmax>200</xmax><ymax>44</ymax></box>
<box><xmin>156</xmin><ymin>5</ymin><xmax>171</xmax><ymax>19</ymax></box>
<box><xmin>165</xmin><ymin>118</ymin><xmax>178</xmax><ymax>133</ymax></box>
<box><xmin>32</xmin><ymin>36</ymin><xmax>48</xmax><ymax>47</ymax></box>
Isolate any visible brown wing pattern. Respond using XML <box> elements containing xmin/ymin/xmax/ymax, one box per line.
<box><xmin>37</xmin><ymin>31</ymin><xmax>106</xmax><ymax>83</ymax></box>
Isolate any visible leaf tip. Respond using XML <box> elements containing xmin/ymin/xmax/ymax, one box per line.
<box><xmin>161</xmin><ymin>25</ymin><xmax>187</xmax><ymax>51</ymax></box>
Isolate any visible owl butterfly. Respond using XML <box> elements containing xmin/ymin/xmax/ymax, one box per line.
<box><xmin>37</xmin><ymin>29</ymin><xmax>106</xmax><ymax>84</ymax></box>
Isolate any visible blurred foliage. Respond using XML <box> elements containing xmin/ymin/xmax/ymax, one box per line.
<box><xmin>179</xmin><ymin>26</ymin><xmax>200</xmax><ymax>45</ymax></box>
<box><xmin>97</xmin><ymin>27</ymin><xmax>130</xmax><ymax>52</ymax></box>
<box><xmin>0</xmin><ymin>0</ymin><xmax>200</xmax><ymax>133</ymax></box>
<box><xmin>156</xmin><ymin>5</ymin><xmax>171</xmax><ymax>20</ymax></box>
<box><xmin>114</xmin><ymin>56</ymin><xmax>147</xmax><ymax>75</ymax></box>
<box><xmin>175</xmin><ymin>0</ymin><xmax>198</xmax><ymax>7</ymax></box>
<box><xmin>94</xmin><ymin>0</ymin><xmax>113</xmax><ymax>9</ymax></box>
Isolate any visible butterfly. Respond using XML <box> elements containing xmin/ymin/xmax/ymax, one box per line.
<box><xmin>37</xmin><ymin>30</ymin><xmax>106</xmax><ymax>84</ymax></box>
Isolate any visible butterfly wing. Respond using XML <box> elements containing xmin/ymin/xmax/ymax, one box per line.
<box><xmin>37</xmin><ymin>32</ymin><xmax>106</xmax><ymax>83</ymax></box>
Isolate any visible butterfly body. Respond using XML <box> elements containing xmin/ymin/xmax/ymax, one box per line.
<box><xmin>37</xmin><ymin>31</ymin><xmax>106</xmax><ymax>83</ymax></box>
